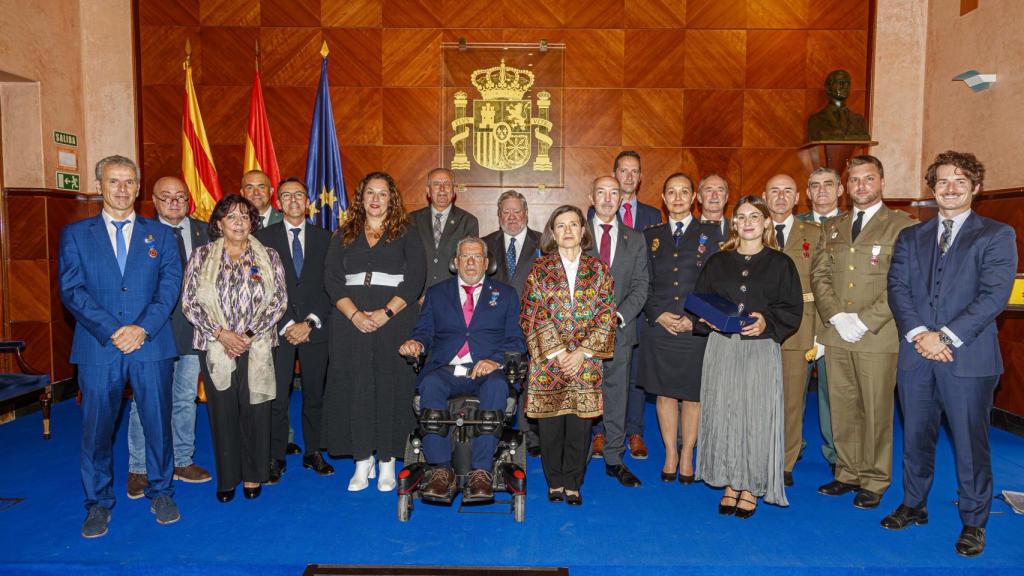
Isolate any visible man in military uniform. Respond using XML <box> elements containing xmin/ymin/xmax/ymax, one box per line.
<box><xmin>796</xmin><ymin>167</ymin><xmax>845</xmax><ymax>473</ymax></box>
<box><xmin>811</xmin><ymin>155</ymin><xmax>915</xmax><ymax>509</ymax></box>
<box><xmin>241</xmin><ymin>170</ymin><xmax>282</xmax><ymax>229</ymax></box>
<box><xmin>411</xmin><ymin>168</ymin><xmax>480</xmax><ymax>289</ymax></box>
<box><xmin>764</xmin><ymin>174</ymin><xmax>821</xmax><ymax>487</ymax></box>
<box><xmin>696</xmin><ymin>174</ymin><xmax>730</xmax><ymax>237</ymax></box>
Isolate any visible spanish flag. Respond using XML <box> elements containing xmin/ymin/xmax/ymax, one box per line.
<box><xmin>181</xmin><ymin>51</ymin><xmax>222</xmax><ymax>222</ymax></box>
<box><xmin>243</xmin><ymin>69</ymin><xmax>281</xmax><ymax>208</ymax></box>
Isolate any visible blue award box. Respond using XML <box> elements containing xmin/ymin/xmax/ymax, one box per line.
<box><xmin>684</xmin><ymin>292</ymin><xmax>754</xmax><ymax>333</ymax></box>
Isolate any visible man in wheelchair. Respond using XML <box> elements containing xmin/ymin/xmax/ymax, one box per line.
<box><xmin>398</xmin><ymin>236</ymin><xmax>526</xmax><ymax>504</ymax></box>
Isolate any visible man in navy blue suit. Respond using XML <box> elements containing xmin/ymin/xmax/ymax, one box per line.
<box><xmin>589</xmin><ymin>151</ymin><xmax>661</xmax><ymax>460</ymax></box>
<box><xmin>399</xmin><ymin>236</ymin><xmax>525</xmax><ymax>503</ymax></box>
<box><xmin>59</xmin><ymin>156</ymin><xmax>183</xmax><ymax>538</ymax></box>
<box><xmin>886</xmin><ymin>151</ymin><xmax>1017</xmax><ymax>557</ymax></box>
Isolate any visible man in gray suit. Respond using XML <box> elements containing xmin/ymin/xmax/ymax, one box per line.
<box><xmin>482</xmin><ymin>190</ymin><xmax>541</xmax><ymax>297</ymax></box>
<box><xmin>587</xmin><ymin>176</ymin><xmax>649</xmax><ymax>487</ymax></box>
<box><xmin>411</xmin><ymin>168</ymin><xmax>479</xmax><ymax>288</ymax></box>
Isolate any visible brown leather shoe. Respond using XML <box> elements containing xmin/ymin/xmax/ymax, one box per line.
<box><xmin>421</xmin><ymin>467</ymin><xmax>456</xmax><ymax>502</ymax></box>
<box><xmin>463</xmin><ymin>469</ymin><xmax>494</xmax><ymax>503</ymax></box>
<box><xmin>628</xmin><ymin>434</ymin><xmax>649</xmax><ymax>460</ymax></box>
<box><xmin>173</xmin><ymin>464</ymin><xmax>212</xmax><ymax>484</ymax></box>
<box><xmin>127</xmin><ymin>473</ymin><xmax>148</xmax><ymax>500</ymax></box>
<box><xmin>591</xmin><ymin>433</ymin><xmax>605</xmax><ymax>459</ymax></box>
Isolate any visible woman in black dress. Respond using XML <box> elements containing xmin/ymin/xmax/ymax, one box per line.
<box><xmin>639</xmin><ymin>173</ymin><xmax>725</xmax><ymax>483</ymax></box>
<box><xmin>693</xmin><ymin>195</ymin><xmax>802</xmax><ymax>518</ymax></box>
<box><xmin>322</xmin><ymin>172</ymin><xmax>426</xmax><ymax>492</ymax></box>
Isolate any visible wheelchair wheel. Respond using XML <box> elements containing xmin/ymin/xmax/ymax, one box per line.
<box><xmin>398</xmin><ymin>492</ymin><xmax>413</xmax><ymax>522</ymax></box>
<box><xmin>513</xmin><ymin>493</ymin><xmax>525</xmax><ymax>523</ymax></box>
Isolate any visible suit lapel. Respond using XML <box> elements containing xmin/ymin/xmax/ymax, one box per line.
<box><xmin>89</xmin><ymin>215</ymin><xmax>120</xmax><ymax>275</ymax></box>
<box><xmin>277</xmin><ymin>225</ymin><xmax>297</xmax><ymax>280</ymax></box>
<box><xmin>519</xmin><ymin>230</ymin><xmax>538</xmax><ymax>267</ymax></box>
<box><xmin>416</xmin><ymin>209</ymin><xmax>434</xmax><ymax>254</ymax></box>
<box><xmin>854</xmin><ymin>204</ymin><xmax>889</xmax><ymax>245</ymax></box>
<box><xmin>917</xmin><ymin>218</ymin><xmax>939</xmax><ymax>294</ymax></box>
<box><xmin>937</xmin><ymin>213</ymin><xmax>980</xmax><ymax>300</ymax></box>
<box><xmin>833</xmin><ymin>211</ymin><xmax>853</xmax><ymax>245</ymax></box>
<box><xmin>125</xmin><ymin>217</ymin><xmax>150</xmax><ymax>275</ymax></box>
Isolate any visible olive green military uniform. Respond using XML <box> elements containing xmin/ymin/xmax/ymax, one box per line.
<box><xmin>811</xmin><ymin>204</ymin><xmax>915</xmax><ymax>495</ymax></box>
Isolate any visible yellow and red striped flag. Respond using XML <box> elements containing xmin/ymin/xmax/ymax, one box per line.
<box><xmin>243</xmin><ymin>69</ymin><xmax>281</xmax><ymax>208</ymax></box>
<box><xmin>181</xmin><ymin>51</ymin><xmax>222</xmax><ymax>221</ymax></box>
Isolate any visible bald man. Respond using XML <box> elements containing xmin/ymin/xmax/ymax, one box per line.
<box><xmin>125</xmin><ymin>177</ymin><xmax>212</xmax><ymax>501</ymax></box>
<box><xmin>764</xmin><ymin>174</ymin><xmax>822</xmax><ymax>487</ymax></box>
<box><xmin>241</xmin><ymin>170</ymin><xmax>282</xmax><ymax>229</ymax></box>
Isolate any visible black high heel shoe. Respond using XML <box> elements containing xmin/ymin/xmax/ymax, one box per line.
<box><xmin>547</xmin><ymin>488</ymin><xmax>565</xmax><ymax>503</ymax></box>
<box><xmin>718</xmin><ymin>493</ymin><xmax>739</xmax><ymax>516</ymax></box>
<box><xmin>243</xmin><ymin>484</ymin><xmax>262</xmax><ymax>499</ymax></box>
<box><xmin>679</xmin><ymin>473</ymin><xmax>695</xmax><ymax>485</ymax></box>
<box><xmin>216</xmin><ymin>488</ymin><xmax>235</xmax><ymax>503</ymax></box>
<box><xmin>660</xmin><ymin>471</ymin><xmax>677</xmax><ymax>482</ymax></box>
<box><xmin>735</xmin><ymin>494</ymin><xmax>758</xmax><ymax>519</ymax></box>
<box><xmin>565</xmin><ymin>491</ymin><xmax>583</xmax><ymax>506</ymax></box>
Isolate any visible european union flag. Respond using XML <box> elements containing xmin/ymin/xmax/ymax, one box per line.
<box><xmin>304</xmin><ymin>42</ymin><xmax>347</xmax><ymax>231</ymax></box>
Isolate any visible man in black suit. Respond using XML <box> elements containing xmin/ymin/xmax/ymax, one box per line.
<box><xmin>696</xmin><ymin>173</ymin><xmax>731</xmax><ymax>237</ymax></box>
<box><xmin>483</xmin><ymin>190</ymin><xmax>542</xmax><ymax>455</ymax></box>
<box><xmin>587</xmin><ymin>176</ymin><xmax>649</xmax><ymax>487</ymax></box>
<box><xmin>126</xmin><ymin>176</ymin><xmax>211</xmax><ymax>500</ymax></box>
<box><xmin>411</xmin><ymin>168</ymin><xmax>479</xmax><ymax>288</ymax></box>
<box><xmin>482</xmin><ymin>190</ymin><xmax>541</xmax><ymax>297</ymax></box>
<box><xmin>255</xmin><ymin>177</ymin><xmax>334</xmax><ymax>482</ymax></box>
<box><xmin>590</xmin><ymin>151</ymin><xmax>661</xmax><ymax>460</ymax></box>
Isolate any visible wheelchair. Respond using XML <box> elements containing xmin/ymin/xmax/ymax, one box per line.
<box><xmin>396</xmin><ymin>351</ymin><xmax>529</xmax><ymax>523</ymax></box>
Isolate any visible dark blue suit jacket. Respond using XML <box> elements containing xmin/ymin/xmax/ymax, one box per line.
<box><xmin>888</xmin><ymin>212</ymin><xmax>1017</xmax><ymax>378</ymax></box>
<box><xmin>409</xmin><ymin>276</ymin><xmax>526</xmax><ymax>386</ymax></box>
<box><xmin>59</xmin><ymin>214</ymin><xmax>182</xmax><ymax>365</ymax></box>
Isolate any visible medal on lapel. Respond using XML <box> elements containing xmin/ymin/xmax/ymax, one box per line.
<box><xmin>870</xmin><ymin>244</ymin><xmax>881</xmax><ymax>267</ymax></box>
<box><xmin>802</xmin><ymin>240</ymin><xmax>811</xmax><ymax>259</ymax></box>
<box><xmin>489</xmin><ymin>289</ymin><xmax>499</xmax><ymax>307</ymax></box>
<box><xmin>145</xmin><ymin>234</ymin><xmax>157</xmax><ymax>258</ymax></box>
<box><xmin>250</xmin><ymin>265</ymin><xmax>262</xmax><ymax>282</ymax></box>
<box><xmin>651</xmin><ymin>238</ymin><xmax>660</xmax><ymax>253</ymax></box>
<box><xmin>696</xmin><ymin>233</ymin><xmax>708</xmax><ymax>267</ymax></box>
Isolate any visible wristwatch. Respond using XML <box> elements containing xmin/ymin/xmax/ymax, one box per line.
<box><xmin>384</xmin><ymin>307</ymin><xmax>395</xmax><ymax>319</ymax></box>
<box><xmin>304</xmin><ymin>318</ymin><xmax>317</xmax><ymax>330</ymax></box>
<box><xmin>937</xmin><ymin>332</ymin><xmax>954</xmax><ymax>346</ymax></box>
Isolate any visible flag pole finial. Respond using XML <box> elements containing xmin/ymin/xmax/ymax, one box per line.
<box><xmin>255</xmin><ymin>39</ymin><xmax>260</xmax><ymax>71</ymax></box>
<box><xmin>320</xmin><ymin>41</ymin><xmax>329</xmax><ymax>59</ymax></box>
<box><xmin>184</xmin><ymin>38</ymin><xmax>192</xmax><ymax>70</ymax></box>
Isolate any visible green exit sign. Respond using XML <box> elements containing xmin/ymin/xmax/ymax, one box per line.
<box><xmin>53</xmin><ymin>130</ymin><xmax>78</xmax><ymax>147</ymax></box>
<box><xmin>56</xmin><ymin>171</ymin><xmax>80</xmax><ymax>191</ymax></box>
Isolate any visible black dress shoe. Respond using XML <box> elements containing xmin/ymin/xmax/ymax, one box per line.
<box><xmin>285</xmin><ymin>442</ymin><xmax>302</xmax><ymax>455</ymax></box>
<box><xmin>547</xmin><ymin>488</ymin><xmax>565</xmax><ymax>503</ymax></box>
<box><xmin>660</xmin><ymin>471</ymin><xmax>677</xmax><ymax>483</ymax></box>
<box><xmin>955</xmin><ymin>525</ymin><xmax>985</xmax><ymax>557</ymax></box>
<box><xmin>784</xmin><ymin>471</ymin><xmax>794</xmax><ymax>487</ymax></box>
<box><xmin>606</xmin><ymin>464</ymin><xmax>641</xmax><ymax>487</ymax></box>
<box><xmin>818</xmin><ymin>479</ymin><xmax>859</xmax><ymax>496</ymax></box>
<box><xmin>880</xmin><ymin>504</ymin><xmax>928</xmax><ymax>530</ymax></box>
<box><xmin>302</xmin><ymin>452</ymin><xmax>335</xmax><ymax>476</ymax></box>
<box><xmin>243</xmin><ymin>485</ymin><xmax>261</xmax><ymax>499</ymax></box>
<box><xmin>565</xmin><ymin>491</ymin><xmax>583</xmax><ymax>506</ymax></box>
<box><xmin>266</xmin><ymin>459</ymin><xmax>285</xmax><ymax>485</ymax></box>
<box><xmin>679</xmin><ymin>474</ymin><xmax>695</xmax><ymax>485</ymax></box>
<box><xmin>527</xmin><ymin>445</ymin><xmax>542</xmax><ymax>458</ymax></box>
<box><xmin>853</xmin><ymin>489</ymin><xmax>882</xmax><ymax>509</ymax></box>
<box><xmin>216</xmin><ymin>489</ymin><xmax>235</xmax><ymax>503</ymax></box>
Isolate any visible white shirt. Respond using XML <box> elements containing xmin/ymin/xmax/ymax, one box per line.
<box><xmin>669</xmin><ymin>214</ymin><xmax>693</xmax><ymax>238</ymax></box>
<box><xmin>560</xmin><ymin>252</ymin><xmax>581</xmax><ymax>304</ymax></box>
<box><xmin>772</xmin><ymin>215</ymin><xmax>795</xmax><ymax>248</ymax></box>
<box><xmin>591</xmin><ymin>216</ymin><xmax>619</xmax><ymax>265</ymax></box>
<box><xmin>430</xmin><ymin>205</ymin><xmax>452</xmax><ymax>229</ymax></box>
<box><xmin>812</xmin><ymin>208</ymin><xmax>840</xmax><ymax>223</ymax></box>
<box><xmin>851</xmin><ymin>201</ymin><xmax>884</xmax><ymax>233</ymax></box>
<box><xmin>259</xmin><ymin>207</ymin><xmax>274</xmax><ymax>227</ymax></box>
<box><xmin>159</xmin><ymin>216</ymin><xmax>193</xmax><ymax>258</ymax></box>
<box><xmin>451</xmin><ymin>277</ymin><xmax>483</xmax><ymax>365</ymax></box>
<box><xmin>277</xmin><ymin>219</ymin><xmax>323</xmax><ymax>335</ymax></box>
<box><xmin>504</xmin><ymin>228</ymin><xmax>529</xmax><ymax>258</ymax></box>
<box><xmin>935</xmin><ymin>209</ymin><xmax>971</xmax><ymax>248</ymax></box>
<box><xmin>102</xmin><ymin>209</ymin><xmax>136</xmax><ymax>257</ymax></box>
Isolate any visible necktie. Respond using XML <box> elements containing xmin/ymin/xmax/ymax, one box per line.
<box><xmin>457</xmin><ymin>284</ymin><xmax>479</xmax><ymax>358</ymax></box>
<box><xmin>291</xmin><ymin>227</ymin><xmax>304</xmax><ymax>277</ymax></box>
<box><xmin>259</xmin><ymin>215</ymin><xmax>266</xmax><ymax>230</ymax></box>
<box><xmin>622</xmin><ymin>202</ymin><xmax>634</xmax><ymax>229</ymax></box>
<box><xmin>172</xmin><ymin>226</ymin><xmax>187</xmax><ymax>269</ymax></box>
<box><xmin>433</xmin><ymin>213</ymin><xmax>444</xmax><ymax>249</ymax></box>
<box><xmin>851</xmin><ymin>210</ymin><xmax>865</xmax><ymax>242</ymax></box>
<box><xmin>775</xmin><ymin>224</ymin><xmax>786</xmax><ymax>248</ymax></box>
<box><xmin>673</xmin><ymin>221</ymin><xmax>684</xmax><ymax>247</ymax></box>
<box><xmin>112</xmin><ymin>220</ymin><xmax>129</xmax><ymax>275</ymax></box>
<box><xmin>506</xmin><ymin>237</ymin><xmax>517</xmax><ymax>277</ymax></box>
<box><xmin>939</xmin><ymin>219</ymin><xmax>954</xmax><ymax>255</ymax></box>
<box><xmin>599</xmin><ymin>224</ymin><xmax>612</xmax><ymax>265</ymax></box>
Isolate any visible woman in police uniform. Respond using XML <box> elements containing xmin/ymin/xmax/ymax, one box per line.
<box><xmin>639</xmin><ymin>173</ymin><xmax>726</xmax><ymax>484</ymax></box>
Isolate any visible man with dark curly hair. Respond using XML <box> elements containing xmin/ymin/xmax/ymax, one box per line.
<box><xmin>885</xmin><ymin>151</ymin><xmax>1017</xmax><ymax>557</ymax></box>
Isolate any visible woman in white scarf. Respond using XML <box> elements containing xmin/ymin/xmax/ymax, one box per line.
<box><xmin>182</xmin><ymin>194</ymin><xmax>287</xmax><ymax>503</ymax></box>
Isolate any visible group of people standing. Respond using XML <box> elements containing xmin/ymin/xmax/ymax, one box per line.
<box><xmin>61</xmin><ymin>149</ymin><xmax>1015</xmax><ymax>559</ymax></box>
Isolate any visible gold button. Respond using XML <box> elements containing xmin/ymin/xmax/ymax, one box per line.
<box><xmin>848</xmin><ymin>265</ymin><xmax>855</xmax><ymax>271</ymax></box>
<box><xmin>672</xmin><ymin>267</ymin><xmax>678</xmax><ymax>272</ymax></box>
<box><xmin>673</xmin><ymin>281</ymin><xmax>679</xmax><ymax>286</ymax></box>
<box><xmin>673</xmin><ymin>252</ymin><xmax>678</xmax><ymax>258</ymax></box>
<box><xmin>847</xmin><ymin>300</ymin><xmax>854</xmax><ymax>305</ymax></box>
<box><xmin>673</xmin><ymin>296</ymin><xmax>680</xmax><ymax>301</ymax></box>
<box><xmin>850</xmin><ymin>247</ymin><xmax>856</xmax><ymax>253</ymax></box>
<box><xmin>848</xmin><ymin>282</ymin><xmax>855</xmax><ymax>288</ymax></box>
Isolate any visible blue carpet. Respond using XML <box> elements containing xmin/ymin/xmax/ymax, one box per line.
<box><xmin>1</xmin><ymin>391</ymin><xmax>1022</xmax><ymax>575</ymax></box>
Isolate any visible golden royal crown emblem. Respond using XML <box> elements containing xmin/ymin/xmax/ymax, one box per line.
<box><xmin>450</xmin><ymin>59</ymin><xmax>554</xmax><ymax>172</ymax></box>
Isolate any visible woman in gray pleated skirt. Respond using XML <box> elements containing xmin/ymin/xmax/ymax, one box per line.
<box><xmin>691</xmin><ymin>196</ymin><xmax>804</xmax><ymax>518</ymax></box>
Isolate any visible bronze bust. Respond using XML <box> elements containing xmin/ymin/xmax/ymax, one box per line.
<box><xmin>807</xmin><ymin>70</ymin><xmax>870</xmax><ymax>141</ymax></box>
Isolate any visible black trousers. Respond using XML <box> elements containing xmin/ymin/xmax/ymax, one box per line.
<box><xmin>200</xmin><ymin>351</ymin><xmax>271</xmax><ymax>491</ymax></box>
<box><xmin>271</xmin><ymin>340</ymin><xmax>328</xmax><ymax>460</ymax></box>
<box><xmin>538</xmin><ymin>414</ymin><xmax>593</xmax><ymax>491</ymax></box>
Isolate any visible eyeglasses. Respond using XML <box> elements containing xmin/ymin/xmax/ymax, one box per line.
<box><xmin>733</xmin><ymin>213</ymin><xmax>764</xmax><ymax>223</ymax></box>
<box><xmin>156</xmin><ymin>195</ymin><xmax>188</xmax><ymax>205</ymax></box>
<box><xmin>279</xmin><ymin>191</ymin><xmax>306</xmax><ymax>201</ymax></box>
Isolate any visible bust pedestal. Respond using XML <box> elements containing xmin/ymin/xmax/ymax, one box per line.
<box><xmin>798</xmin><ymin>140</ymin><xmax>878</xmax><ymax>175</ymax></box>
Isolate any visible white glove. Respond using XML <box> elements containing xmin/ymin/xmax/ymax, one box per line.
<box><xmin>814</xmin><ymin>342</ymin><xmax>825</xmax><ymax>361</ymax></box>
<box><xmin>830</xmin><ymin>313</ymin><xmax>868</xmax><ymax>343</ymax></box>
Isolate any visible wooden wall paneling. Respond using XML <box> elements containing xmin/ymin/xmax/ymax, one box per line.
<box><xmin>200</xmin><ymin>0</ymin><xmax>260</xmax><ymax>26</ymax></box>
<box><xmin>747</xmin><ymin>0</ymin><xmax>808</xmax><ymax>29</ymax></box>
<box><xmin>382</xmin><ymin>0</ymin><xmax>443</xmax><ymax>28</ymax></box>
<box><xmin>686</xmin><ymin>0</ymin><xmax>746</xmax><ymax>29</ymax></box>
<box><xmin>339</xmin><ymin>146</ymin><xmax>384</xmax><ymax>195</ymax></box>
<box><xmin>262</xmin><ymin>86</ymin><xmax>317</xmax><ymax>147</ymax></box>
<box><xmin>141</xmin><ymin>85</ymin><xmax>184</xmax><ymax>146</ymax></box>
<box><xmin>6</xmin><ymin>197</ymin><xmax>47</xmax><ymax>260</ymax></box>
<box><xmin>624</xmin><ymin>29</ymin><xmax>686</xmax><ymax>89</ymax></box>
<box><xmin>8</xmin><ymin>321</ymin><xmax>51</xmax><ymax>378</ymax></box>
<box><xmin>500</xmin><ymin>0</ymin><xmax>564</xmax><ymax>28</ymax></box>
<box><xmin>441</xmin><ymin>29</ymin><xmax>506</xmax><ymax>44</ymax></box>
<box><xmin>382</xmin><ymin>28</ymin><xmax>442</xmax><ymax>87</ymax></box>
<box><xmin>200</xmin><ymin>26</ymin><xmax>258</xmax><ymax>86</ymax></box>
<box><xmin>382</xmin><ymin>145</ymin><xmax>441</xmax><ymax>205</ymax></box>
<box><xmin>683</xmin><ymin>90</ymin><xmax>743</xmax><ymax>147</ymax></box>
<box><xmin>197</xmin><ymin>85</ymin><xmax>250</xmax><ymax>146</ymax></box>
<box><xmin>138</xmin><ymin>0</ymin><xmax>200</xmax><ymax>26</ymax></box>
<box><xmin>273</xmin><ymin>145</ymin><xmax>311</xmax><ymax>183</ymax></box>
<box><xmin>806</xmin><ymin>29</ymin><xmax>868</xmax><ymax>89</ymax></box>
<box><xmin>139</xmin><ymin>26</ymin><xmax>200</xmax><ymax>86</ymax></box>
<box><xmin>382</xmin><ymin>87</ymin><xmax>441</xmax><ymax>146</ymax></box>
<box><xmin>332</xmin><ymin>87</ymin><xmax>384</xmax><ymax>146</ymax></box>
<box><xmin>746</xmin><ymin>30</ymin><xmax>807</xmax><ymax>89</ymax></box>
<box><xmin>680</xmin><ymin>148</ymin><xmax>742</xmax><ymax>195</ymax></box>
<box><xmin>259</xmin><ymin>27</ymin><xmax>324</xmax><ymax>86</ymax></box>
<box><xmin>564</xmin><ymin>147</ymin><xmax>615</xmax><ymax>200</ymax></box>
<box><xmin>46</xmin><ymin>196</ymin><xmax>102</xmax><ymax>260</ymax></box>
<box><xmin>630</xmin><ymin>146</ymin><xmax>682</xmax><ymax>211</ymax></box>
<box><xmin>323</xmin><ymin>28</ymin><xmax>383</xmax><ymax>87</ymax></box>
<box><xmin>210</xmin><ymin>145</ymin><xmax>246</xmax><ymax>194</ymax></box>
<box><xmin>623</xmin><ymin>89</ymin><xmax>684</xmax><ymax>148</ymax></box>
<box><xmin>807</xmin><ymin>0</ymin><xmax>870</xmax><ymax>30</ymax></box>
<box><xmin>684</xmin><ymin>30</ymin><xmax>746</xmax><ymax>89</ymax></box>
<box><xmin>562</xmin><ymin>0</ymin><xmax>626</xmax><ymax>29</ymax></box>
<box><xmin>625</xmin><ymin>0</ymin><xmax>686</xmax><ymax>29</ymax></box>
<box><xmin>564</xmin><ymin>89</ymin><xmax>623</xmax><ymax>147</ymax></box>
<box><xmin>142</xmin><ymin>144</ymin><xmax>183</xmax><ymax>196</ymax></box>
<box><xmin>322</xmin><ymin>0</ymin><xmax>382</xmax><ymax>28</ymax></box>
<box><xmin>7</xmin><ymin>260</ymin><xmax>49</xmax><ymax>322</ymax></box>
<box><xmin>740</xmin><ymin>148</ymin><xmax>809</xmax><ymax>198</ymax></box>
<box><xmin>261</xmin><ymin>0</ymin><xmax>320</xmax><ymax>27</ymax></box>
<box><xmin>742</xmin><ymin>89</ymin><xmax>806</xmax><ymax>148</ymax></box>
<box><xmin>564</xmin><ymin>30</ymin><xmax>625</xmax><ymax>88</ymax></box>
<box><xmin>442</xmin><ymin>0</ymin><xmax>505</xmax><ymax>29</ymax></box>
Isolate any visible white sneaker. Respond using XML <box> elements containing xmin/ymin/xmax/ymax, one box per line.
<box><xmin>378</xmin><ymin>458</ymin><xmax>397</xmax><ymax>492</ymax></box>
<box><xmin>348</xmin><ymin>455</ymin><xmax>376</xmax><ymax>492</ymax></box>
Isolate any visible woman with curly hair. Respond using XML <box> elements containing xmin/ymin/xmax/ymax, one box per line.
<box><xmin>321</xmin><ymin>172</ymin><xmax>427</xmax><ymax>492</ymax></box>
